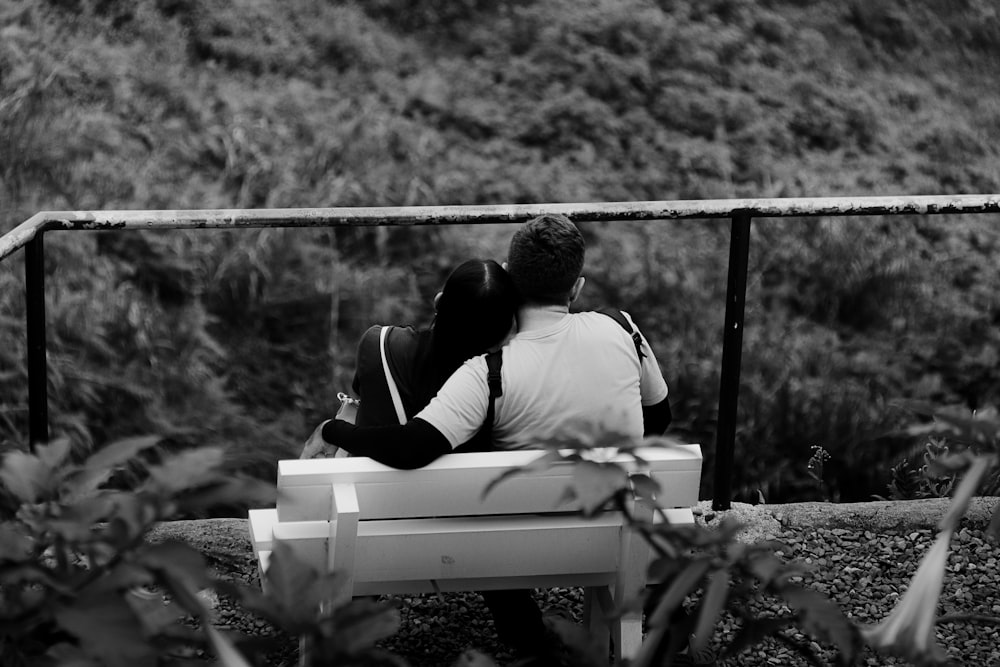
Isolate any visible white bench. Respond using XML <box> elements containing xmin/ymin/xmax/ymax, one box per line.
<box><xmin>248</xmin><ymin>445</ymin><xmax>702</xmax><ymax>662</ymax></box>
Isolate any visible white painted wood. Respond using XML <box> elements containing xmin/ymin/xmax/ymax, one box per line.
<box><xmin>278</xmin><ymin>484</ymin><xmax>331</xmax><ymax>522</ymax></box>
<box><xmin>279</xmin><ymin>447</ymin><xmax>701</xmax><ymax>486</ymax></box>
<box><xmin>271</xmin><ymin>520</ymin><xmax>328</xmax><ymax>571</ymax></box>
<box><xmin>248</xmin><ymin>508</ymin><xmax>277</xmax><ymax>554</ymax></box>
<box><xmin>329</xmin><ymin>482</ymin><xmax>360</xmax><ymax>601</ymax></box>
<box><xmin>277</xmin><ymin>446</ymin><xmax>702</xmax><ymax>522</ymax></box>
<box><xmin>352</xmin><ymin>573</ymin><xmax>616</xmax><ymax>596</ymax></box>
<box><xmin>613</xmin><ymin>499</ymin><xmax>655</xmax><ymax>662</ymax></box>
<box><xmin>354</xmin><ymin>514</ymin><xmax>621</xmax><ymax>583</ymax></box>
<box><xmin>583</xmin><ymin>586</ymin><xmax>612</xmax><ymax>632</ymax></box>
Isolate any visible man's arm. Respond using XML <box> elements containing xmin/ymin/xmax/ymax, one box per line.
<box><xmin>322</xmin><ymin>418</ymin><xmax>451</xmax><ymax>469</ymax></box>
<box><xmin>622</xmin><ymin>312</ymin><xmax>671</xmax><ymax>435</ymax></box>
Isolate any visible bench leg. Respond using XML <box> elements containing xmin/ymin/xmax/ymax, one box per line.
<box><xmin>583</xmin><ymin>587</ymin><xmax>606</xmax><ymax>636</ymax></box>
<box><xmin>613</xmin><ymin>612</ymin><xmax>644</xmax><ymax>663</ymax></box>
<box><xmin>612</xmin><ymin>499</ymin><xmax>654</xmax><ymax>662</ymax></box>
<box><xmin>583</xmin><ymin>586</ymin><xmax>617</xmax><ymax>662</ymax></box>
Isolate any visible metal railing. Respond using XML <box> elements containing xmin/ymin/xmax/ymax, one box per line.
<box><xmin>3</xmin><ymin>195</ymin><xmax>999</xmax><ymax>510</ymax></box>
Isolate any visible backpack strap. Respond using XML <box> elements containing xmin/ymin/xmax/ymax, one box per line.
<box><xmin>484</xmin><ymin>349</ymin><xmax>503</xmax><ymax>430</ymax></box>
<box><xmin>598</xmin><ymin>308</ymin><xmax>646</xmax><ymax>360</ymax></box>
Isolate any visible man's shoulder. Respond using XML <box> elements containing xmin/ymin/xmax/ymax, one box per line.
<box><xmin>572</xmin><ymin>309</ymin><xmax>640</xmax><ymax>332</ymax></box>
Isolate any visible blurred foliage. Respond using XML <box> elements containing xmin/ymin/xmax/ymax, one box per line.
<box><xmin>0</xmin><ymin>436</ymin><xmax>277</xmax><ymax>665</ymax></box>
<box><xmin>490</xmin><ymin>435</ymin><xmax>862</xmax><ymax>666</ymax></box>
<box><xmin>2</xmin><ymin>0</ymin><xmax>1000</xmax><ymax>505</ymax></box>
<box><xmin>884</xmin><ymin>405</ymin><xmax>1000</xmax><ymax>500</ymax></box>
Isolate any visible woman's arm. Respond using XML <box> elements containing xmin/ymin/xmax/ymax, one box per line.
<box><xmin>321</xmin><ymin>418</ymin><xmax>451</xmax><ymax>469</ymax></box>
<box><xmin>642</xmin><ymin>397</ymin><xmax>672</xmax><ymax>436</ymax></box>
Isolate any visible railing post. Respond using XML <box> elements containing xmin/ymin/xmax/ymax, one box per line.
<box><xmin>25</xmin><ymin>234</ymin><xmax>49</xmax><ymax>448</ymax></box>
<box><xmin>712</xmin><ymin>211</ymin><xmax>752</xmax><ymax>511</ymax></box>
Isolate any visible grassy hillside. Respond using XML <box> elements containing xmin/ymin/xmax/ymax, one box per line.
<box><xmin>1</xmin><ymin>0</ymin><xmax>999</xmax><ymax>503</ymax></box>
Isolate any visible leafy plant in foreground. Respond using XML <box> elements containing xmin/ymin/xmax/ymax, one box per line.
<box><xmin>486</xmin><ymin>425</ymin><xmax>861</xmax><ymax>666</ymax></box>
<box><xmin>496</xmin><ymin>415</ymin><xmax>1000</xmax><ymax>667</ymax></box>
<box><xmin>0</xmin><ymin>436</ymin><xmax>275</xmax><ymax>666</ymax></box>
<box><xmin>864</xmin><ymin>451</ymin><xmax>1000</xmax><ymax>666</ymax></box>
<box><xmin>221</xmin><ymin>540</ymin><xmax>406</xmax><ymax>667</ymax></box>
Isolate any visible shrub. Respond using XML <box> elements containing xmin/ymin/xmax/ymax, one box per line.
<box><xmin>0</xmin><ymin>436</ymin><xmax>275</xmax><ymax>664</ymax></box>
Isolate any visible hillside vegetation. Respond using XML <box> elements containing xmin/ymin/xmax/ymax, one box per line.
<box><xmin>2</xmin><ymin>0</ymin><xmax>999</xmax><ymax>503</ymax></box>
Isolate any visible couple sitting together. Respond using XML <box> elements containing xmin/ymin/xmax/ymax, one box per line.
<box><xmin>300</xmin><ymin>213</ymin><xmax>672</xmax><ymax>660</ymax></box>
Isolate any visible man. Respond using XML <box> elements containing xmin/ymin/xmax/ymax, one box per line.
<box><xmin>313</xmin><ymin>213</ymin><xmax>672</xmax><ymax>661</ymax></box>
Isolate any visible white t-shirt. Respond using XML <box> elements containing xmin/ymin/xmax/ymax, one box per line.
<box><xmin>416</xmin><ymin>311</ymin><xmax>669</xmax><ymax>450</ymax></box>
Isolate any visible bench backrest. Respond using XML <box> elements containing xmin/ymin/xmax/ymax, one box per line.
<box><xmin>275</xmin><ymin>445</ymin><xmax>702</xmax><ymax>522</ymax></box>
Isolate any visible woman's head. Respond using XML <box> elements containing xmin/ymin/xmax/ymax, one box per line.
<box><xmin>432</xmin><ymin>259</ymin><xmax>519</xmax><ymax>375</ymax></box>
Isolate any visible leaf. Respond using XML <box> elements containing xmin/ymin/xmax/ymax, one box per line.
<box><xmin>0</xmin><ymin>522</ymin><xmax>33</xmax><ymax>562</ymax></box>
<box><xmin>263</xmin><ymin>540</ymin><xmax>328</xmax><ymax>630</ymax></box>
<box><xmin>781</xmin><ymin>585</ymin><xmax>857</xmax><ymax>662</ymax></box>
<box><xmin>723</xmin><ymin>615</ymin><xmax>796</xmax><ymax>659</ymax></box>
<box><xmin>124</xmin><ymin>587</ymin><xmax>186</xmax><ymax>636</ymax></box>
<box><xmin>323</xmin><ymin>597</ymin><xmax>401</xmax><ymax>653</ymax></box>
<box><xmin>87</xmin><ymin>563</ymin><xmax>154</xmax><ymax>595</ymax></box>
<box><xmin>55</xmin><ymin>593</ymin><xmax>156</xmax><ymax>667</ymax></box>
<box><xmin>172</xmin><ymin>477</ymin><xmax>276</xmax><ymax>516</ymax></box>
<box><xmin>45</xmin><ymin>496</ymin><xmax>117</xmax><ymax>542</ymax></box>
<box><xmin>46</xmin><ymin>643</ymin><xmax>101</xmax><ymax>666</ymax></box>
<box><xmin>136</xmin><ymin>541</ymin><xmax>211</xmax><ymax>606</ymax></box>
<box><xmin>772</xmin><ymin>630</ymin><xmax>826</xmax><ymax>667</ymax></box>
<box><xmin>205</xmin><ymin>625</ymin><xmax>254</xmax><ymax>667</ymax></box>
<box><xmin>143</xmin><ymin>446</ymin><xmax>225</xmax><ymax>495</ymax></box>
<box><xmin>63</xmin><ymin>436</ymin><xmax>162</xmax><ymax>500</ymax></box>
<box><xmin>938</xmin><ymin>455</ymin><xmax>992</xmax><ymax>532</ymax></box>
<box><xmin>690</xmin><ymin>569</ymin><xmax>729</xmax><ymax>656</ymax></box>
<box><xmin>987</xmin><ymin>503</ymin><xmax>1000</xmax><ymax>541</ymax></box>
<box><xmin>570</xmin><ymin>460</ymin><xmax>627</xmax><ymax>514</ymax></box>
<box><xmin>647</xmin><ymin>554</ymin><xmax>686</xmax><ymax>583</ymax></box>
<box><xmin>104</xmin><ymin>493</ymin><xmax>157</xmax><ymax>545</ymax></box>
<box><xmin>629</xmin><ymin>473</ymin><xmax>661</xmax><ymax>501</ymax></box>
<box><xmin>745</xmin><ymin>551</ymin><xmax>787</xmax><ymax>584</ymax></box>
<box><xmin>35</xmin><ymin>437</ymin><xmax>72</xmax><ymax>469</ymax></box>
<box><xmin>481</xmin><ymin>449</ymin><xmax>562</xmax><ymax>499</ymax></box>
<box><xmin>84</xmin><ymin>435</ymin><xmax>161</xmax><ymax>471</ymax></box>
<box><xmin>0</xmin><ymin>451</ymin><xmax>49</xmax><ymax>503</ymax></box>
<box><xmin>647</xmin><ymin>558</ymin><xmax>712</xmax><ymax>628</ymax></box>
<box><xmin>452</xmin><ymin>649</ymin><xmax>500</xmax><ymax>666</ymax></box>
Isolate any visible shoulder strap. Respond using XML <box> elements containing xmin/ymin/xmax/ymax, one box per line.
<box><xmin>483</xmin><ymin>349</ymin><xmax>503</xmax><ymax>430</ymax></box>
<box><xmin>379</xmin><ymin>326</ymin><xmax>407</xmax><ymax>425</ymax></box>
<box><xmin>597</xmin><ymin>308</ymin><xmax>646</xmax><ymax>360</ymax></box>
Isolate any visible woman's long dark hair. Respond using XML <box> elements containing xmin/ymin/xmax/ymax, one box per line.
<box><xmin>430</xmin><ymin>259</ymin><xmax>519</xmax><ymax>388</ymax></box>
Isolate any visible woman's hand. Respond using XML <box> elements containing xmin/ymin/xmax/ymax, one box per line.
<box><xmin>300</xmin><ymin>420</ymin><xmax>337</xmax><ymax>459</ymax></box>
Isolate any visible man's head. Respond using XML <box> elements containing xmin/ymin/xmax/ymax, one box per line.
<box><xmin>506</xmin><ymin>214</ymin><xmax>585</xmax><ymax>306</ymax></box>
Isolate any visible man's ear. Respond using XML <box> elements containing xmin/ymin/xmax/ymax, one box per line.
<box><xmin>502</xmin><ymin>261</ymin><xmax>508</xmax><ymax>271</ymax></box>
<box><xmin>569</xmin><ymin>276</ymin><xmax>585</xmax><ymax>303</ymax></box>
<box><xmin>433</xmin><ymin>292</ymin><xmax>442</xmax><ymax>311</ymax></box>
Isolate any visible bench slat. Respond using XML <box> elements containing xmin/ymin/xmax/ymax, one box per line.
<box><xmin>277</xmin><ymin>446</ymin><xmax>702</xmax><ymax>522</ymax></box>
<box><xmin>279</xmin><ymin>446</ymin><xmax>702</xmax><ymax>486</ymax></box>
<box><xmin>250</xmin><ymin>509</ymin><xmax>694</xmax><ymax>583</ymax></box>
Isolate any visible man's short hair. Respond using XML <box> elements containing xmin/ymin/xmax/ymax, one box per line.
<box><xmin>506</xmin><ymin>214</ymin><xmax>585</xmax><ymax>305</ymax></box>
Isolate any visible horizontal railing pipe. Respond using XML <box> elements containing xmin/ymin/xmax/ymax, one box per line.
<box><xmin>4</xmin><ymin>194</ymin><xmax>1000</xmax><ymax>261</ymax></box>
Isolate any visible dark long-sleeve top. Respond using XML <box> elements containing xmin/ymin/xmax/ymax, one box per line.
<box><xmin>322</xmin><ymin>396</ymin><xmax>672</xmax><ymax>470</ymax></box>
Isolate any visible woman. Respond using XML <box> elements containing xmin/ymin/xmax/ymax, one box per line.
<box><xmin>300</xmin><ymin>258</ymin><xmax>555</xmax><ymax>661</ymax></box>
<box><xmin>301</xmin><ymin>258</ymin><xmax>518</xmax><ymax>459</ymax></box>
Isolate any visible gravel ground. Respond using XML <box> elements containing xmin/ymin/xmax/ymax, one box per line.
<box><xmin>155</xmin><ymin>511</ymin><xmax>1000</xmax><ymax>666</ymax></box>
